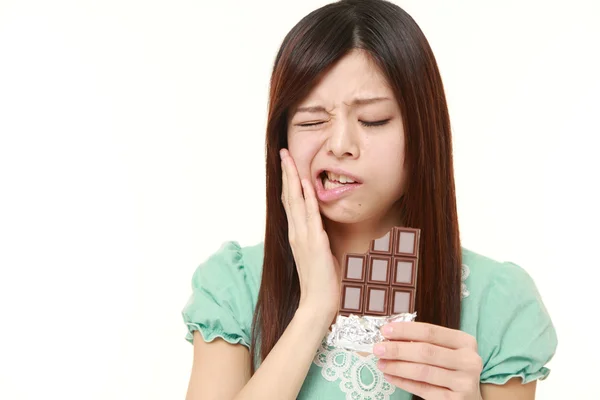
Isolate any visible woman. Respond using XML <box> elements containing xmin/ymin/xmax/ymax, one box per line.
<box><xmin>182</xmin><ymin>0</ymin><xmax>557</xmax><ymax>399</ymax></box>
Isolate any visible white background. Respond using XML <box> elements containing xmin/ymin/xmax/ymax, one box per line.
<box><xmin>0</xmin><ymin>0</ymin><xmax>598</xmax><ymax>398</ymax></box>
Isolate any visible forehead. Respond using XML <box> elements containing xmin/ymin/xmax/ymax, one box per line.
<box><xmin>298</xmin><ymin>49</ymin><xmax>393</xmax><ymax>107</ymax></box>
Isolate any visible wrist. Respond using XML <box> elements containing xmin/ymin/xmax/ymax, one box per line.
<box><xmin>295</xmin><ymin>302</ymin><xmax>337</xmax><ymax>332</ymax></box>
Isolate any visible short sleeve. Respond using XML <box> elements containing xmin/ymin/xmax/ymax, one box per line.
<box><xmin>181</xmin><ymin>241</ymin><xmax>255</xmax><ymax>348</ymax></box>
<box><xmin>477</xmin><ymin>262</ymin><xmax>557</xmax><ymax>385</ymax></box>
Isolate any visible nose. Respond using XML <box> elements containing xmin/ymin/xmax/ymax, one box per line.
<box><xmin>326</xmin><ymin>121</ymin><xmax>360</xmax><ymax>159</ymax></box>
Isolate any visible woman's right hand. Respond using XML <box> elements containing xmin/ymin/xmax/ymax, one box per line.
<box><xmin>280</xmin><ymin>148</ymin><xmax>341</xmax><ymax>323</ymax></box>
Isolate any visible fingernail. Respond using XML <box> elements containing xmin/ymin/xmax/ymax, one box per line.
<box><xmin>373</xmin><ymin>344</ymin><xmax>385</xmax><ymax>356</ymax></box>
<box><xmin>382</xmin><ymin>325</ymin><xmax>393</xmax><ymax>335</ymax></box>
<box><xmin>377</xmin><ymin>360</ymin><xmax>386</xmax><ymax>369</ymax></box>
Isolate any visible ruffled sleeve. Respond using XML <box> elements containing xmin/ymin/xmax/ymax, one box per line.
<box><xmin>477</xmin><ymin>261</ymin><xmax>558</xmax><ymax>384</ymax></box>
<box><xmin>181</xmin><ymin>241</ymin><xmax>255</xmax><ymax>348</ymax></box>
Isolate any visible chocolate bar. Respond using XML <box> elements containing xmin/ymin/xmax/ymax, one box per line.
<box><xmin>339</xmin><ymin>227</ymin><xmax>420</xmax><ymax>317</ymax></box>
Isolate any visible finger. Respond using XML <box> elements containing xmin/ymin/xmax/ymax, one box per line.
<box><xmin>374</xmin><ymin>341</ymin><xmax>470</xmax><ymax>371</ymax></box>
<box><xmin>378</xmin><ymin>360</ymin><xmax>474</xmax><ymax>392</ymax></box>
<box><xmin>281</xmin><ymin>153</ymin><xmax>294</xmax><ymax>232</ymax></box>
<box><xmin>282</xmin><ymin>152</ymin><xmax>307</xmax><ymax>235</ymax></box>
<box><xmin>381</xmin><ymin>322</ymin><xmax>477</xmax><ymax>350</ymax></box>
<box><xmin>382</xmin><ymin>374</ymin><xmax>452</xmax><ymax>399</ymax></box>
<box><xmin>300</xmin><ymin>178</ymin><xmax>323</xmax><ymax>231</ymax></box>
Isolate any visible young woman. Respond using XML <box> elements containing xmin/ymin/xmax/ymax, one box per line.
<box><xmin>182</xmin><ymin>1</ymin><xmax>557</xmax><ymax>399</ymax></box>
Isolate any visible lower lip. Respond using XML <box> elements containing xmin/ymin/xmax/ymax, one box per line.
<box><xmin>315</xmin><ymin>176</ymin><xmax>362</xmax><ymax>202</ymax></box>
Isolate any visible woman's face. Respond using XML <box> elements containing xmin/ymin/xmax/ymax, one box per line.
<box><xmin>287</xmin><ymin>49</ymin><xmax>407</xmax><ymax>225</ymax></box>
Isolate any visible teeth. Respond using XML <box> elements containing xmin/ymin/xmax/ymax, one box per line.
<box><xmin>324</xmin><ymin>178</ymin><xmax>341</xmax><ymax>190</ymax></box>
<box><xmin>325</xmin><ymin>171</ymin><xmax>355</xmax><ymax>184</ymax></box>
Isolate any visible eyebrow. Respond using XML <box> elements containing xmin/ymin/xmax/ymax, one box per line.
<box><xmin>294</xmin><ymin>97</ymin><xmax>392</xmax><ymax>114</ymax></box>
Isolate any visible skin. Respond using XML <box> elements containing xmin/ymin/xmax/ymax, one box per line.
<box><xmin>185</xmin><ymin>49</ymin><xmax>538</xmax><ymax>399</ymax></box>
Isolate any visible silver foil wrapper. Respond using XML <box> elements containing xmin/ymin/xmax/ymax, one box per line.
<box><xmin>326</xmin><ymin>312</ymin><xmax>417</xmax><ymax>353</ymax></box>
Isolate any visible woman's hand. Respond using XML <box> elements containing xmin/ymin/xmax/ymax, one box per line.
<box><xmin>280</xmin><ymin>148</ymin><xmax>341</xmax><ymax>322</ymax></box>
<box><xmin>374</xmin><ymin>322</ymin><xmax>483</xmax><ymax>400</ymax></box>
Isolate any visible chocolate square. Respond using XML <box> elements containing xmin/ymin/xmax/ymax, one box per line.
<box><xmin>370</xmin><ymin>230</ymin><xmax>393</xmax><ymax>255</ymax></box>
<box><xmin>392</xmin><ymin>257</ymin><xmax>417</xmax><ymax>287</ymax></box>
<box><xmin>340</xmin><ymin>283</ymin><xmax>364</xmax><ymax>315</ymax></box>
<box><xmin>365</xmin><ymin>285</ymin><xmax>389</xmax><ymax>315</ymax></box>
<box><xmin>367</xmin><ymin>256</ymin><xmax>392</xmax><ymax>285</ymax></box>
<box><xmin>390</xmin><ymin>288</ymin><xmax>415</xmax><ymax>314</ymax></box>
<box><xmin>393</xmin><ymin>227</ymin><xmax>420</xmax><ymax>257</ymax></box>
<box><xmin>343</xmin><ymin>254</ymin><xmax>367</xmax><ymax>282</ymax></box>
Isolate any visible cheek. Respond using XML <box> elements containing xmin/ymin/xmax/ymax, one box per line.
<box><xmin>288</xmin><ymin>134</ymin><xmax>322</xmax><ymax>180</ymax></box>
<box><xmin>371</xmin><ymin>142</ymin><xmax>406</xmax><ymax>191</ymax></box>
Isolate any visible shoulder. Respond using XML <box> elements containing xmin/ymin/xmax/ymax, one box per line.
<box><xmin>238</xmin><ymin>240</ymin><xmax>265</xmax><ymax>287</ymax></box>
<box><xmin>190</xmin><ymin>240</ymin><xmax>264</xmax><ymax>292</ymax></box>
<box><xmin>459</xmin><ymin>247</ymin><xmax>541</xmax><ymax>304</ymax></box>
<box><xmin>459</xmin><ymin>247</ymin><xmax>558</xmax><ymax>384</ymax></box>
<box><xmin>459</xmin><ymin>246</ymin><xmax>551</xmax><ymax>328</ymax></box>
<box><xmin>182</xmin><ymin>240</ymin><xmax>264</xmax><ymax>347</ymax></box>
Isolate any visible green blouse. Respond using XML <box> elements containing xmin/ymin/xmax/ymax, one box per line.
<box><xmin>182</xmin><ymin>241</ymin><xmax>557</xmax><ymax>399</ymax></box>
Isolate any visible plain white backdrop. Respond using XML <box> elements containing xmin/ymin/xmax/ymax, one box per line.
<box><xmin>0</xmin><ymin>0</ymin><xmax>598</xmax><ymax>398</ymax></box>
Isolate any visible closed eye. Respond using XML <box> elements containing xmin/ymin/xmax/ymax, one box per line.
<box><xmin>297</xmin><ymin>121</ymin><xmax>325</xmax><ymax>127</ymax></box>
<box><xmin>360</xmin><ymin>119</ymin><xmax>391</xmax><ymax>127</ymax></box>
<box><xmin>296</xmin><ymin>119</ymin><xmax>391</xmax><ymax>128</ymax></box>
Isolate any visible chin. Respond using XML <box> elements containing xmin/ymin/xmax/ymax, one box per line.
<box><xmin>319</xmin><ymin>203</ymin><xmax>373</xmax><ymax>225</ymax></box>
<box><xmin>320</xmin><ymin>196</ymin><xmax>402</xmax><ymax>227</ymax></box>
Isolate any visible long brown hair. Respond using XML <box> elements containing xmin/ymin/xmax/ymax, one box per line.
<box><xmin>251</xmin><ymin>1</ymin><xmax>462</xmax><ymax>398</ymax></box>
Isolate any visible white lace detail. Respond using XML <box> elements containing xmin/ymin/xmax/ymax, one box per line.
<box><xmin>461</xmin><ymin>263</ymin><xmax>471</xmax><ymax>299</ymax></box>
<box><xmin>313</xmin><ymin>341</ymin><xmax>396</xmax><ymax>400</ymax></box>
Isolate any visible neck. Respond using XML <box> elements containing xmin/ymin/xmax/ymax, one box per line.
<box><xmin>323</xmin><ymin>202</ymin><xmax>404</xmax><ymax>266</ymax></box>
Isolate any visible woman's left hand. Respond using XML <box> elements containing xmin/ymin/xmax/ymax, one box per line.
<box><xmin>373</xmin><ymin>322</ymin><xmax>483</xmax><ymax>400</ymax></box>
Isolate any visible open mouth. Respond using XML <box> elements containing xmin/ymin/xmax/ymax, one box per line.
<box><xmin>314</xmin><ymin>169</ymin><xmax>362</xmax><ymax>202</ymax></box>
<box><xmin>319</xmin><ymin>171</ymin><xmax>361</xmax><ymax>190</ymax></box>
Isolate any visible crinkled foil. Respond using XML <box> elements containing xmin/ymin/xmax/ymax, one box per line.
<box><xmin>326</xmin><ymin>312</ymin><xmax>417</xmax><ymax>353</ymax></box>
